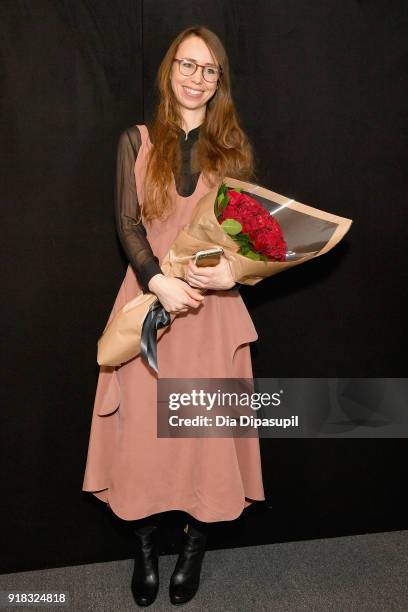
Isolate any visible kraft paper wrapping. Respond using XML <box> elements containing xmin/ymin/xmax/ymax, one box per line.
<box><xmin>97</xmin><ymin>177</ymin><xmax>352</xmax><ymax>366</ymax></box>
<box><xmin>97</xmin><ymin>292</ymin><xmax>178</xmax><ymax>367</ymax></box>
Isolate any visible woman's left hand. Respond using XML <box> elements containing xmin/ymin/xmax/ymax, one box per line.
<box><xmin>186</xmin><ymin>254</ymin><xmax>236</xmax><ymax>290</ymax></box>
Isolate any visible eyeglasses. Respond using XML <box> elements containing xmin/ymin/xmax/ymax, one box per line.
<box><xmin>173</xmin><ymin>58</ymin><xmax>222</xmax><ymax>83</ymax></box>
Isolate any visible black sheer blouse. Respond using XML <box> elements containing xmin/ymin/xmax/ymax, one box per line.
<box><xmin>114</xmin><ymin>124</ymin><xmax>238</xmax><ymax>293</ymax></box>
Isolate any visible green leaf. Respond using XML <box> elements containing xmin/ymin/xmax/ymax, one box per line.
<box><xmin>234</xmin><ymin>236</ymin><xmax>250</xmax><ymax>246</ymax></box>
<box><xmin>215</xmin><ymin>195</ymin><xmax>222</xmax><ymax>215</ymax></box>
<box><xmin>217</xmin><ymin>182</ymin><xmax>228</xmax><ymax>198</ymax></box>
<box><xmin>215</xmin><ymin>191</ymin><xmax>228</xmax><ymax>218</ymax></box>
<box><xmin>215</xmin><ymin>182</ymin><xmax>230</xmax><ymax>218</ymax></box>
<box><xmin>221</xmin><ymin>218</ymin><xmax>242</xmax><ymax>235</ymax></box>
<box><xmin>233</xmin><ymin>231</ymin><xmax>249</xmax><ymax>239</ymax></box>
<box><xmin>244</xmin><ymin>249</ymin><xmax>262</xmax><ymax>260</ymax></box>
<box><xmin>233</xmin><ymin>232</ymin><xmax>250</xmax><ymax>243</ymax></box>
<box><xmin>219</xmin><ymin>196</ymin><xmax>229</xmax><ymax>213</ymax></box>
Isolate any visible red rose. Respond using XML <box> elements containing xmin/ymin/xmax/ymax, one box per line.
<box><xmin>250</xmin><ymin>227</ymin><xmax>287</xmax><ymax>260</ymax></box>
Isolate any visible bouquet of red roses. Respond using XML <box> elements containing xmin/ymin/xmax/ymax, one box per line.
<box><xmin>215</xmin><ymin>182</ymin><xmax>287</xmax><ymax>262</ymax></box>
<box><xmin>97</xmin><ymin>177</ymin><xmax>352</xmax><ymax>370</ymax></box>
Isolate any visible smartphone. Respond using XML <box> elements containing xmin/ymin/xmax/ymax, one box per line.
<box><xmin>194</xmin><ymin>247</ymin><xmax>224</xmax><ymax>267</ymax></box>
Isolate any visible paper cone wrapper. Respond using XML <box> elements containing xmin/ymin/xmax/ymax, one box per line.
<box><xmin>160</xmin><ymin>176</ymin><xmax>353</xmax><ymax>285</ymax></box>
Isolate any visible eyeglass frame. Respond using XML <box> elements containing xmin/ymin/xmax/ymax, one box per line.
<box><xmin>173</xmin><ymin>57</ymin><xmax>223</xmax><ymax>83</ymax></box>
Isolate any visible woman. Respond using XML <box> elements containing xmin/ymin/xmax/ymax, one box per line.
<box><xmin>82</xmin><ymin>25</ymin><xmax>265</xmax><ymax>606</ymax></box>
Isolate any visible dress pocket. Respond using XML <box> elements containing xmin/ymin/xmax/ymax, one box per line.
<box><xmin>229</xmin><ymin>299</ymin><xmax>258</xmax><ymax>363</ymax></box>
<box><xmin>96</xmin><ymin>366</ymin><xmax>121</xmax><ymax>416</ymax></box>
<box><xmin>211</xmin><ymin>290</ymin><xmax>258</xmax><ymax>366</ymax></box>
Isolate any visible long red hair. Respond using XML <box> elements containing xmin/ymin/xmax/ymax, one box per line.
<box><xmin>141</xmin><ymin>25</ymin><xmax>257</xmax><ymax>224</ymax></box>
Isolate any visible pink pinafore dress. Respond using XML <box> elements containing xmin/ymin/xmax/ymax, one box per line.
<box><xmin>82</xmin><ymin>125</ymin><xmax>265</xmax><ymax>522</ymax></box>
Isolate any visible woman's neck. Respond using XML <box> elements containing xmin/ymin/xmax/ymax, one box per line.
<box><xmin>180</xmin><ymin>108</ymin><xmax>206</xmax><ymax>135</ymax></box>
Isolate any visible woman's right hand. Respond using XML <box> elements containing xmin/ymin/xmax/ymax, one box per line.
<box><xmin>147</xmin><ymin>274</ymin><xmax>205</xmax><ymax>314</ymax></box>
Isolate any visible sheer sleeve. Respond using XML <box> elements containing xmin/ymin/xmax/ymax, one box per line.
<box><xmin>114</xmin><ymin>126</ymin><xmax>163</xmax><ymax>293</ymax></box>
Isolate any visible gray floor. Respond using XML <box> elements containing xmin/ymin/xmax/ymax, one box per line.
<box><xmin>1</xmin><ymin>530</ymin><xmax>407</xmax><ymax>611</ymax></box>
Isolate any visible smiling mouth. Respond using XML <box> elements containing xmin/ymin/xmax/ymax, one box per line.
<box><xmin>182</xmin><ymin>86</ymin><xmax>204</xmax><ymax>97</ymax></box>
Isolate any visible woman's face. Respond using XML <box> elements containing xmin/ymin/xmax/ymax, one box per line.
<box><xmin>170</xmin><ymin>35</ymin><xmax>219</xmax><ymax>113</ymax></box>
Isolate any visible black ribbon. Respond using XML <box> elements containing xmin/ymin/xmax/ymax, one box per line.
<box><xmin>140</xmin><ymin>277</ymin><xmax>198</xmax><ymax>373</ymax></box>
<box><xmin>140</xmin><ymin>299</ymin><xmax>171</xmax><ymax>373</ymax></box>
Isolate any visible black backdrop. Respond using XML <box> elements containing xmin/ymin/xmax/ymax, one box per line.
<box><xmin>1</xmin><ymin>1</ymin><xmax>407</xmax><ymax>574</ymax></box>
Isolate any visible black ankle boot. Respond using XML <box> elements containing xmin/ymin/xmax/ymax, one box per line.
<box><xmin>131</xmin><ymin>524</ymin><xmax>159</xmax><ymax>607</ymax></box>
<box><xmin>169</xmin><ymin>523</ymin><xmax>207</xmax><ymax>605</ymax></box>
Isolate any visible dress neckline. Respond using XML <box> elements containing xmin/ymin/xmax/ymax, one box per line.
<box><xmin>179</xmin><ymin>123</ymin><xmax>203</xmax><ymax>141</ymax></box>
<box><xmin>175</xmin><ymin>124</ymin><xmax>203</xmax><ymax>197</ymax></box>
<box><xmin>142</xmin><ymin>124</ymin><xmax>203</xmax><ymax>199</ymax></box>
<box><xmin>171</xmin><ymin>171</ymin><xmax>203</xmax><ymax>200</ymax></box>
